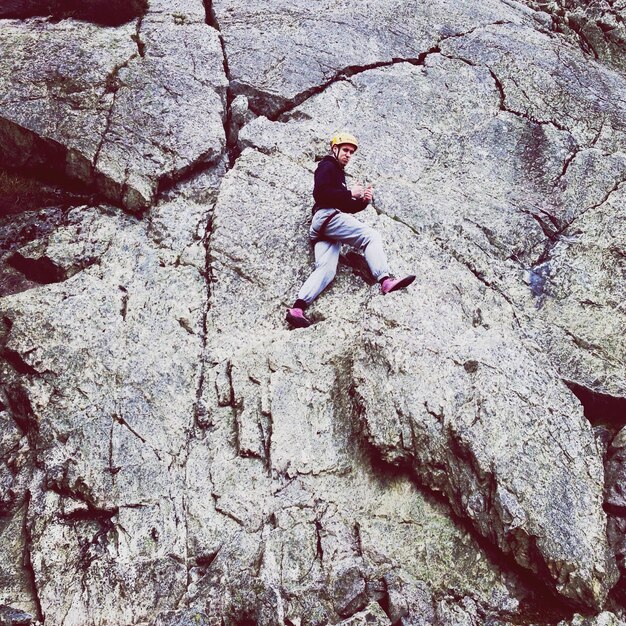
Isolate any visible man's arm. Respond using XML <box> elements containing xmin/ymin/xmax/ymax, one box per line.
<box><xmin>313</xmin><ymin>161</ymin><xmax>368</xmax><ymax>213</ymax></box>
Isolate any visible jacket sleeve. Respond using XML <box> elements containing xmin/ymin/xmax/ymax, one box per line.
<box><xmin>313</xmin><ymin>160</ymin><xmax>368</xmax><ymax>213</ymax></box>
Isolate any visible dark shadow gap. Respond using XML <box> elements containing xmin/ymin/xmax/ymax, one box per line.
<box><xmin>4</xmin><ymin>384</ymin><xmax>38</xmax><ymax>436</ymax></box>
<box><xmin>2</xmin><ymin>348</ymin><xmax>39</xmax><ymax>376</ymax></box>
<box><xmin>203</xmin><ymin>0</ymin><xmax>239</xmax><ymax>167</ymax></box>
<box><xmin>0</xmin><ymin>206</ymin><xmax>70</xmax><ymax>253</ymax></box>
<box><xmin>0</xmin><ymin>168</ymin><xmax>95</xmax><ymax>218</ymax></box>
<box><xmin>566</xmin><ymin>381</ymin><xmax>626</xmax><ymax>425</ymax></box>
<box><xmin>156</xmin><ymin>155</ymin><xmax>227</xmax><ymax>202</ymax></box>
<box><xmin>0</xmin><ymin>0</ymin><xmax>147</xmax><ymax>26</ymax></box>
<box><xmin>7</xmin><ymin>253</ymin><xmax>65</xmax><ymax>285</ymax></box>
<box><xmin>0</xmin><ymin>203</ymin><xmax>75</xmax><ymax>297</ymax></box>
<box><xmin>0</xmin><ymin>120</ymin><xmax>126</xmax><ymax>213</ymax></box>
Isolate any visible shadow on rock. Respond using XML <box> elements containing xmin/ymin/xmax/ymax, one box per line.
<box><xmin>0</xmin><ymin>0</ymin><xmax>147</xmax><ymax>26</ymax></box>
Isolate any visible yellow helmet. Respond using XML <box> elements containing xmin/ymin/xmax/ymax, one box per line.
<box><xmin>330</xmin><ymin>132</ymin><xmax>358</xmax><ymax>151</ymax></box>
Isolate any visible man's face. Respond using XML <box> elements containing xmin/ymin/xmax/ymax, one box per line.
<box><xmin>334</xmin><ymin>144</ymin><xmax>356</xmax><ymax>167</ymax></box>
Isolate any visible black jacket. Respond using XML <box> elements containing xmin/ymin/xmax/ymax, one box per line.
<box><xmin>312</xmin><ymin>155</ymin><xmax>369</xmax><ymax>214</ymax></box>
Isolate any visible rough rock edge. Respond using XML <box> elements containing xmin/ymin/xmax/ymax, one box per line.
<box><xmin>0</xmin><ymin>13</ymin><xmax>225</xmax><ymax>215</ymax></box>
<box><xmin>518</xmin><ymin>0</ymin><xmax>626</xmax><ymax>68</ymax></box>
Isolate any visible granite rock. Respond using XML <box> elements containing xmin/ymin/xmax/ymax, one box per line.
<box><xmin>1</xmin><ymin>0</ymin><xmax>625</xmax><ymax>623</ymax></box>
<box><xmin>0</xmin><ymin>1</ymin><xmax>227</xmax><ymax>211</ymax></box>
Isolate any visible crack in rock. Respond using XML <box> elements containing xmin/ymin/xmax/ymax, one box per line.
<box><xmin>21</xmin><ymin>491</ymin><xmax>42</xmax><ymax>623</ymax></box>
<box><xmin>244</xmin><ymin>23</ymin><xmax>512</xmax><ymax>123</ymax></box>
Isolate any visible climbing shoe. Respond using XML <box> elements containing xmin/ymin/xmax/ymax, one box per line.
<box><xmin>381</xmin><ymin>275</ymin><xmax>416</xmax><ymax>295</ymax></box>
<box><xmin>286</xmin><ymin>307</ymin><xmax>311</xmax><ymax>328</ymax></box>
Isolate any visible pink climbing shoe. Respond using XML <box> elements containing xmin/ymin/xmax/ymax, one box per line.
<box><xmin>286</xmin><ymin>307</ymin><xmax>311</xmax><ymax>328</ymax></box>
<box><xmin>381</xmin><ymin>275</ymin><xmax>416</xmax><ymax>295</ymax></box>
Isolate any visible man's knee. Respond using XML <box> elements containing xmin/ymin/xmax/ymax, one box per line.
<box><xmin>363</xmin><ymin>227</ymin><xmax>382</xmax><ymax>249</ymax></box>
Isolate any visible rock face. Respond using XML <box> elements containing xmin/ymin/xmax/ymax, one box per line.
<box><xmin>210</xmin><ymin>0</ymin><xmax>529</xmax><ymax>118</ymax></box>
<box><xmin>0</xmin><ymin>2</ymin><xmax>227</xmax><ymax>212</ymax></box>
<box><xmin>519</xmin><ymin>0</ymin><xmax>626</xmax><ymax>73</ymax></box>
<box><xmin>1</xmin><ymin>0</ymin><xmax>625</xmax><ymax>625</ymax></box>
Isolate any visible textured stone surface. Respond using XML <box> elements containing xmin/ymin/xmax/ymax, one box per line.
<box><xmin>0</xmin><ymin>1</ymin><xmax>227</xmax><ymax>211</ymax></box>
<box><xmin>183</xmin><ymin>325</ymin><xmax>530</xmax><ymax>624</ymax></box>
<box><xmin>1</xmin><ymin>200</ymin><xmax>209</xmax><ymax>624</ymax></box>
<box><xmin>438</xmin><ymin>23</ymin><xmax>626</xmax><ymax>401</ymax></box>
<box><xmin>336</xmin><ymin>603</ymin><xmax>390</xmax><ymax>626</ymax></box>
<box><xmin>211</xmin><ymin>0</ymin><xmax>530</xmax><ymax>117</ymax></box>
<box><xmin>0</xmin><ymin>505</ymin><xmax>34</xmax><ymax>617</ymax></box>
<box><xmin>559</xmin><ymin>612</ymin><xmax>626</xmax><ymax>626</ymax></box>
<box><xmin>1</xmin><ymin>0</ymin><xmax>626</xmax><ymax>623</ymax></box>
<box><xmin>606</xmin><ymin>427</ymin><xmax>626</xmax><ymax>516</ymax></box>
<box><xmin>519</xmin><ymin>0</ymin><xmax>626</xmax><ymax>73</ymax></box>
<box><xmin>353</xmin><ymin>281</ymin><xmax>611</xmax><ymax>606</ymax></box>
<box><xmin>152</xmin><ymin>609</ymin><xmax>210</xmax><ymax>626</ymax></box>
<box><xmin>0</xmin><ymin>604</ymin><xmax>32</xmax><ymax>626</ymax></box>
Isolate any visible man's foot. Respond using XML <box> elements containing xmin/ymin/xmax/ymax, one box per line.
<box><xmin>381</xmin><ymin>275</ymin><xmax>416</xmax><ymax>295</ymax></box>
<box><xmin>286</xmin><ymin>307</ymin><xmax>311</xmax><ymax>328</ymax></box>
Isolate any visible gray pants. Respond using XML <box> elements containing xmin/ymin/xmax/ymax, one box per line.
<box><xmin>297</xmin><ymin>209</ymin><xmax>390</xmax><ymax>305</ymax></box>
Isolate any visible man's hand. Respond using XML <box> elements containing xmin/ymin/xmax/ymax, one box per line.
<box><xmin>351</xmin><ymin>181</ymin><xmax>364</xmax><ymax>199</ymax></box>
<box><xmin>363</xmin><ymin>184</ymin><xmax>373</xmax><ymax>202</ymax></box>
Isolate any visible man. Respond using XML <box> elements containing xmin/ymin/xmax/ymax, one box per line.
<box><xmin>286</xmin><ymin>132</ymin><xmax>415</xmax><ymax>328</ymax></box>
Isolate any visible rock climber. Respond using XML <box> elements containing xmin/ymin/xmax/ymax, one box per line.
<box><xmin>286</xmin><ymin>132</ymin><xmax>415</xmax><ymax>328</ymax></box>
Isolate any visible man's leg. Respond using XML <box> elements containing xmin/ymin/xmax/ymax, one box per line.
<box><xmin>297</xmin><ymin>240</ymin><xmax>341</xmax><ymax>304</ymax></box>
<box><xmin>287</xmin><ymin>240</ymin><xmax>341</xmax><ymax>327</ymax></box>
<box><xmin>324</xmin><ymin>212</ymin><xmax>415</xmax><ymax>293</ymax></box>
<box><xmin>322</xmin><ymin>212</ymin><xmax>389</xmax><ymax>281</ymax></box>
